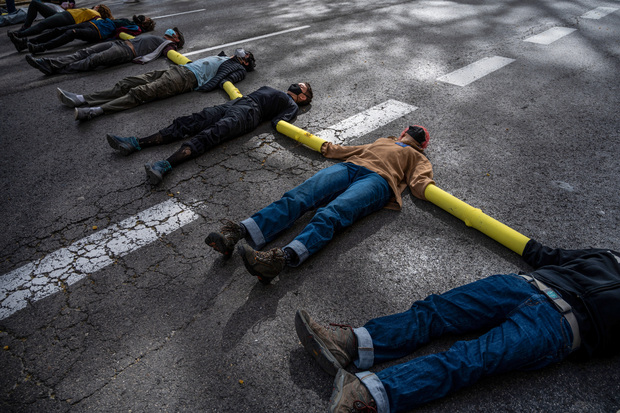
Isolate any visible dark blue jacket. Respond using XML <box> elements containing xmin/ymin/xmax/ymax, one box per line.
<box><xmin>246</xmin><ymin>86</ymin><xmax>299</xmax><ymax>129</ymax></box>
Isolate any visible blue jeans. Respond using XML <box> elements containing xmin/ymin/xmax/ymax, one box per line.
<box><xmin>242</xmin><ymin>163</ymin><xmax>391</xmax><ymax>265</ymax></box>
<box><xmin>352</xmin><ymin>274</ymin><xmax>574</xmax><ymax>413</ymax></box>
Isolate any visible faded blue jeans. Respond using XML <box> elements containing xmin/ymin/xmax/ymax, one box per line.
<box><xmin>242</xmin><ymin>163</ymin><xmax>391</xmax><ymax>265</ymax></box>
<box><xmin>351</xmin><ymin>274</ymin><xmax>574</xmax><ymax>413</ymax></box>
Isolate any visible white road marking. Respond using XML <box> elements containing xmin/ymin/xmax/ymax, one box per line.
<box><xmin>184</xmin><ymin>26</ymin><xmax>311</xmax><ymax>57</ymax></box>
<box><xmin>316</xmin><ymin>100</ymin><xmax>418</xmax><ymax>145</ymax></box>
<box><xmin>437</xmin><ymin>56</ymin><xmax>515</xmax><ymax>87</ymax></box>
<box><xmin>581</xmin><ymin>7</ymin><xmax>618</xmax><ymax>20</ymax></box>
<box><xmin>0</xmin><ymin>99</ymin><xmax>416</xmax><ymax>320</ymax></box>
<box><xmin>524</xmin><ymin>27</ymin><xmax>577</xmax><ymax>45</ymax></box>
<box><xmin>153</xmin><ymin>9</ymin><xmax>207</xmax><ymax>19</ymax></box>
<box><xmin>0</xmin><ymin>199</ymin><xmax>199</xmax><ymax>320</ymax></box>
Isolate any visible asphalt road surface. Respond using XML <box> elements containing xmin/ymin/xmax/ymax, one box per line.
<box><xmin>1</xmin><ymin>0</ymin><xmax>619</xmax><ymax>412</ymax></box>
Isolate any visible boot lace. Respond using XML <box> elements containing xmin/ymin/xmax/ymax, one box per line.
<box><xmin>351</xmin><ymin>400</ymin><xmax>377</xmax><ymax>412</ymax></box>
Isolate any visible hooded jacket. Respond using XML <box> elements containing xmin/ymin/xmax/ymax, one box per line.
<box><xmin>523</xmin><ymin>239</ymin><xmax>620</xmax><ymax>359</ymax></box>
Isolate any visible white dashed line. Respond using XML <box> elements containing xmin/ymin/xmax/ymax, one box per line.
<box><xmin>0</xmin><ymin>99</ymin><xmax>417</xmax><ymax>320</ymax></box>
<box><xmin>581</xmin><ymin>7</ymin><xmax>618</xmax><ymax>20</ymax></box>
<box><xmin>316</xmin><ymin>100</ymin><xmax>418</xmax><ymax>145</ymax></box>
<box><xmin>184</xmin><ymin>26</ymin><xmax>311</xmax><ymax>57</ymax></box>
<box><xmin>437</xmin><ymin>56</ymin><xmax>515</xmax><ymax>87</ymax></box>
<box><xmin>524</xmin><ymin>27</ymin><xmax>577</xmax><ymax>45</ymax></box>
<box><xmin>153</xmin><ymin>9</ymin><xmax>207</xmax><ymax>19</ymax></box>
<box><xmin>0</xmin><ymin>199</ymin><xmax>199</xmax><ymax>320</ymax></box>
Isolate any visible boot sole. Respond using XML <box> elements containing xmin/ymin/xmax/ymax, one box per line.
<box><xmin>295</xmin><ymin>310</ymin><xmax>342</xmax><ymax>376</ymax></box>
<box><xmin>204</xmin><ymin>232</ymin><xmax>233</xmax><ymax>258</ymax></box>
<box><xmin>237</xmin><ymin>244</ymin><xmax>276</xmax><ymax>285</ymax></box>
<box><xmin>144</xmin><ymin>164</ymin><xmax>163</xmax><ymax>185</ymax></box>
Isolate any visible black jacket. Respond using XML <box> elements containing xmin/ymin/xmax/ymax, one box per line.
<box><xmin>197</xmin><ymin>58</ymin><xmax>247</xmax><ymax>92</ymax></box>
<box><xmin>523</xmin><ymin>239</ymin><xmax>620</xmax><ymax>359</ymax></box>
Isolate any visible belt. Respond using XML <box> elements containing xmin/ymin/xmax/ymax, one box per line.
<box><xmin>124</xmin><ymin>40</ymin><xmax>137</xmax><ymax>57</ymax></box>
<box><xmin>519</xmin><ymin>274</ymin><xmax>581</xmax><ymax>352</ymax></box>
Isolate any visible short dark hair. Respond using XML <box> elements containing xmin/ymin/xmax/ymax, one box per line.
<box><xmin>298</xmin><ymin>82</ymin><xmax>313</xmax><ymax>106</ymax></box>
<box><xmin>133</xmin><ymin>15</ymin><xmax>155</xmax><ymax>32</ymax></box>
<box><xmin>173</xmin><ymin>27</ymin><xmax>184</xmax><ymax>49</ymax></box>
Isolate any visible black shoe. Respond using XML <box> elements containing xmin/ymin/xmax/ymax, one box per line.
<box><xmin>27</xmin><ymin>42</ymin><xmax>45</xmax><ymax>55</ymax></box>
<box><xmin>238</xmin><ymin>244</ymin><xmax>285</xmax><ymax>284</ymax></box>
<box><xmin>25</xmin><ymin>55</ymin><xmax>53</xmax><ymax>75</ymax></box>
<box><xmin>8</xmin><ymin>31</ymin><xmax>27</xmax><ymax>52</ymax></box>
<box><xmin>205</xmin><ymin>220</ymin><xmax>244</xmax><ymax>258</ymax></box>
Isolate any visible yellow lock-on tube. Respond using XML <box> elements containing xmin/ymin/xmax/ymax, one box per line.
<box><xmin>424</xmin><ymin>184</ymin><xmax>530</xmax><ymax>255</ymax></box>
<box><xmin>118</xmin><ymin>32</ymin><xmax>192</xmax><ymax>65</ymax></box>
<box><xmin>276</xmin><ymin>121</ymin><xmax>327</xmax><ymax>153</ymax></box>
<box><xmin>222</xmin><ymin>81</ymin><xmax>243</xmax><ymax>100</ymax></box>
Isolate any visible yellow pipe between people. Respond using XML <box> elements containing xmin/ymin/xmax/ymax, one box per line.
<box><xmin>276</xmin><ymin>121</ymin><xmax>327</xmax><ymax>153</ymax></box>
<box><xmin>222</xmin><ymin>81</ymin><xmax>242</xmax><ymax>100</ymax></box>
<box><xmin>424</xmin><ymin>184</ymin><xmax>530</xmax><ymax>255</ymax></box>
<box><xmin>118</xmin><ymin>32</ymin><xmax>192</xmax><ymax>64</ymax></box>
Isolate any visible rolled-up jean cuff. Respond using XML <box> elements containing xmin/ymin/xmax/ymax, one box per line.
<box><xmin>353</xmin><ymin>327</ymin><xmax>374</xmax><ymax>369</ymax></box>
<box><xmin>356</xmin><ymin>371</ymin><xmax>390</xmax><ymax>413</ymax></box>
<box><xmin>240</xmin><ymin>217</ymin><xmax>265</xmax><ymax>249</ymax></box>
<box><xmin>283</xmin><ymin>240</ymin><xmax>309</xmax><ymax>266</ymax></box>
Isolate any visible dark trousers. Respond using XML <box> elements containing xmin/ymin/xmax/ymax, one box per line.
<box><xmin>160</xmin><ymin>97</ymin><xmax>262</xmax><ymax>155</ymax></box>
<box><xmin>18</xmin><ymin>10</ymin><xmax>73</xmax><ymax>37</ymax></box>
<box><xmin>44</xmin><ymin>41</ymin><xmax>133</xmax><ymax>72</ymax></box>
<box><xmin>23</xmin><ymin>0</ymin><xmax>57</xmax><ymax>29</ymax></box>
<box><xmin>30</xmin><ymin>23</ymin><xmax>99</xmax><ymax>50</ymax></box>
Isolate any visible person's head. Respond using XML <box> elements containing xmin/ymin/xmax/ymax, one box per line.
<box><xmin>133</xmin><ymin>15</ymin><xmax>155</xmax><ymax>32</ymax></box>
<box><xmin>164</xmin><ymin>27</ymin><xmax>184</xmax><ymax>49</ymax></box>
<box><xmin>398</xmin><ymin>125</ymin><xmax>430</xmax><ymax>151</ymax></box>
<box><xmin>287</xmin><ymin>82</ymin><xmax>313</xmax><ymax>106</ymax></box>
<box><xmin>95</xmin><ymin>4</ymin><xmax>113</xmax><ymax>19</ymax></box>
<box><xmin>232</xmin><ymin>48</ymin><xmax>256</xmax><ymax>72</ymax></box>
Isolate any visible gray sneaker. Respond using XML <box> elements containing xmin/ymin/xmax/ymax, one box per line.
<box><xmin>238</xmin><ymin>244</ymin><xmax>285</xmax><ymax>284</ymax></box>
<box><xmin>74</xmin><ymin>107</ymin><xmax>103</xmax><ymax>121</ymax></box>
<box><xmin>205</xmin><ymin>220</ymin><xmax>244</xmax><ymax>258</ymax></box>
<box><xmin>328</xmin><ymin>369</ymin><xmax>376</xmax><ymax>413</ymax></box>
<box><xmin>57</xmin><ymin>88</ymin><xmax>85</xmax><ymax>107</ymax></box>
<box><xmin>295</xmin><ymin>309</ymin><xmax>357</xmax><ymax>376</ymax></box>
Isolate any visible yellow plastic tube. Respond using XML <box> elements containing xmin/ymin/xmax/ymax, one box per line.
<box><xmin>222</xmin><ymin>81</ymin><xmax>243</xmax><ymax>100</ymax></box>
<box><xmin>276</xmin><ymin>121</ymin><xmax>327</xmax><ymax>153</ymax></box>
<box><xmin>424</xmin><ymin>184</ymin><xmax>530</xmax><ymax>255</ymax></box>
<box><xmin>118</xmin><ymin>32</ymin><xmax>192</xmax><ymax>64</ymax></box>
<box><xmin>166</xmin><ymin>49</ymin><xmax>192</xmax><ymax>65</ymax></box>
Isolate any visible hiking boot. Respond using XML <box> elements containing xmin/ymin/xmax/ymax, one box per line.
<box><xmin>295</xmin><ymin>309</ymin><xmax>357</xmax><ymax>376</ymax></box>
<box><xmin>144</xmin><ymin>160</ymin><xmax>172</xmax><ymax>184</ymax></box>
<box><xmin>74</xmin><ymin>106</ymin><xmax>103</xmax><ymax>121</ymax></box>
<box><xmin>57</xmin><ymin>88</ymin><xmax>85</xmax><ymax>107</ymax></box>
<box><xmin>107</xmin><ymin>134</ymin><xmax>141</xmax><ymax>156</ymax></box>
<box><xmin>238</xmin><ymin>244</ymin><xmax>285</xmax><ymax>284</ymax></box>
<box><xmin>25</xmin><ymin>55</ymin><xmax>53</xmax><ymax>75</ymax></box>
<box><xmin>27</xmin><ymin>42</ymin><xmax>45</xmax><ymax>55</ymax></box>
<box><xmin>205</xmin><ymin>220</ymin><xmax>244</xmax><ymax>258</ymax></box>
<box><xmin>8</xmin><ymin>31</ymin><xmax>27</xmax><ymax>52</ymax></box>
<box><xmin>328</xmin><ymin>369</ymin><xmax>376</xmax><ymax>413</ymax></box>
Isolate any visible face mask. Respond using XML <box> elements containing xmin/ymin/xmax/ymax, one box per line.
<box><xmin>288</xmin><ymin>84</ymin><xmax>302</xmax><ymax>95</ymax></box>
<box><xmin>234</xmin><ymin>48</ymin><xmax>247</xmax><ymax>59</ymax></box>
<box><xmin>165</xmin><ymin>29</ymin><xmax>176</xmax><ymax>37</ymax></box>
